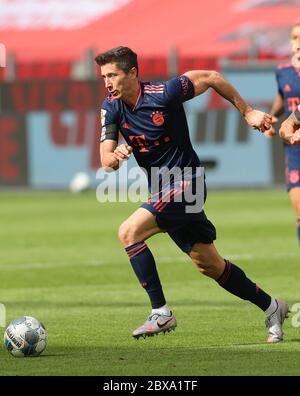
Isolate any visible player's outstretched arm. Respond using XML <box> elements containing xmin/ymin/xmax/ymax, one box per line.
<box><xmin>184</xmin><ymin>70</ymin><xmax>272</xmax><ymax>132</ymax></box>
<box><xmin>100</xmin><ymin>140</ymin><xmax>133</xmax><ymax>171</ymax></box>
<box><xmin>279</xmin><ymin>108</ymin><xmax>300</xmax><ymax>145</ymax></box>
<box><xmin>264</xmin><ymin>94</ymin><xmax>284</xmax><ymax>138</ymax></box>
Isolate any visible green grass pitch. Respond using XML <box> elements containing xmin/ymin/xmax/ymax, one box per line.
<box><xmin>0</xmin><ymin>189</ymin><xmax>299</xmax><ymax>376</ymax></box>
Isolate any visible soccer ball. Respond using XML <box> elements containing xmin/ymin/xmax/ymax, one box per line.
<box><xmin>4</xmin><ymin>316</ymin><xmax>48</xmax><ymax>357</ymax></box>
<box><xmin>69</xmin><ymin>172</ymin><xmax>91</xmax><ymax>193</ymax></box>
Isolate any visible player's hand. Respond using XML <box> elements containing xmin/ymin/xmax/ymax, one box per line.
<box><xmin>263</xmin><ymin>116</ymin><xmax>278</xmax><ymax>139</ymax></box>
<box><xmin>279</xmin><ymin>118</ymin><xmax>299</xmax><ymax>144</ymax></box>
<box><xmin>244</xmin><ymin>109</ymin><xmax>272</xmax><ymax>132</ymax></box>
<box><xmin>264</xmin><ymin>127</ymin><xmax>276</xmax><ymax>138</ymax></box>
<box><xmin>113</xmin><ymin>144</ymin><xmax>133</xmax><ymax>161</ymax></box>
<box><xmin>290</xmin><ymin>129</ymin><xmax>300</xmax><ymax>145</ymax></box>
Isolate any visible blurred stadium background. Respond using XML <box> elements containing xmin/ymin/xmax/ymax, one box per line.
<box><xmin>1</xmin><ymin>0</ymin><xmax>300</xmax><ymax>189</ymax></box>
<box><xmin>1</xmin><ymin>0</ymin><xmax>300</xmax><ymax>377</ymax></box>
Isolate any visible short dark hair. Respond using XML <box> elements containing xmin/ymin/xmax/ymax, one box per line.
<box><xmin>95</xmin><ymin>46</ymin><xmax>138</xmax><ymax>76</ymax></box>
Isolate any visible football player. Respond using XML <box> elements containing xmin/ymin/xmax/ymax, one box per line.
<box><xmin>264</xmin><ymin>23</ymin><xmax>300</xmax><ymax>243</ymax></box>
<box><xmin>96</xmin><ymin>46</ymin><xmax>288</xmax><ymax>342</ymax></box>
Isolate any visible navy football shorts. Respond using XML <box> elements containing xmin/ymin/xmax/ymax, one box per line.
<box><xmin>285</xmin><ymin>144</ymin><xmax>300</xmax><ymax>191</ymax></box>
<box><xmin>141</xmin><ymin>180</ymin><xmax>216</xmax><ymax>253</ymax></box>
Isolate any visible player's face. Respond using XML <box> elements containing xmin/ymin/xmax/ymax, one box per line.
<box><xmin>290</xmin><ymin>25</ymin><xmax>300</xmax><ymax>54</ymax></box>
<box><xmin>101</xmin><ymin>63</ymin><xmax>136</xmax><ymax>100</ymax></box>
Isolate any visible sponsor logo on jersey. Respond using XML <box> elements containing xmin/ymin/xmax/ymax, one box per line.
<box><xmin>287</xmin><ymin>97</ymin><xmax>300</xmax><ymax>112</ymax></box>
<box><xmin>122</xmin><ymin>122</ymin><xmax>130</xmax><ymax>129</ymax></box>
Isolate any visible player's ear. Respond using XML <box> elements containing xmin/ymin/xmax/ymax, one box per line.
<box><xmin>129</xmin><ymin>67</ymin><xmax>138</xmax><ymax>79</ymax></box>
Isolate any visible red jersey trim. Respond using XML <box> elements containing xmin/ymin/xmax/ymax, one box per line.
<box><xmin>132</xmin><ymin>82</ymin><xmax>142</xmax><ymax>111</ymax></box>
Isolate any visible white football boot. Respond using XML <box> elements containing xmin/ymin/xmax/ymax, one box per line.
<box><xmin>132</xmin><ymin>312</ymin><xmax>177</xmax><ymax>339</ymax></box>
<box><xmin>265</xmin><ymin>300</ymin><xmax>289</xmax><ymax>343</ymax></box>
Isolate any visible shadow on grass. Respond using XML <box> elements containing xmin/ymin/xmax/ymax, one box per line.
<box><xmin>1</xmin><ymin>344</ymin><xmax>300</xmax><ymax>376</ymax></box>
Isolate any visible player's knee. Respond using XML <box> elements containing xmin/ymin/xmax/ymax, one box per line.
<box><xmin>189</xmin><ymin>251</ymin><xmax>222</xmax><ymax>277</ymax></box>
<box><xmin>195</xmin><ymin>262</ymin><xmax>211</xmax><ymax>275</ymax></box>
<box><xmin>190</xmin><ymin>252</ymin><xmax>211</xmax><ymax>274</ymax></box>
<box><xmin>118</xmin><ymin>221</ymin><xmax>140</xmax><ymax>246</ymax></box>
<box><xmin>118</xmin><ymin>222</ymin><xmax>130</xmax><ymax>245</ymax></box>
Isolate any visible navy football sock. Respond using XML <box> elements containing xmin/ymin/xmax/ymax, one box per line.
<box><xmin>297</xmin><ymin>219</ymin><xmax>300</xmax><ymax>244</ymax></box>
<box><xmin>217</xmin><ymin>260</ymin><xmax>271</xmax><ymax>311</ymax></box>
<box><xmin>125</xmin><ymin>241</ymin><xmax>166</xmax><ymax>309</ymax></box>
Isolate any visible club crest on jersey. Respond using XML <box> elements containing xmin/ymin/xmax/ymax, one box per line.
<box><xmin>151</xmin><ymin>111</ymin><xmax>164</xmax><ymax>126</ymax></box>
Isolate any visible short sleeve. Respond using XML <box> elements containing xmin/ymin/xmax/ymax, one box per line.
<box><xmin>100</xmin><ymin>99</ymin><xmax>119</xmax><ymax>142</ymax></box>
<box><xmin>164</xmin><ymin>75</ymin><xmax>195</xmax><ymax>106</ymax></box>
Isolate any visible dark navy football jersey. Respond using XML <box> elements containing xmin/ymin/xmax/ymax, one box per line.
<box><xmin>276</xmin><ymin>63</ymin><xmax>300</xmax><ymax>186</ymax></box>
<box><xmin>100</xmin><ymin>75</ymin><xmax>201</xmax><ymax>188</ymax></box>
<box><xmin>276</xmin><ymin>63</ymin><xmax>300</xmax><ymax>115</ymax></box>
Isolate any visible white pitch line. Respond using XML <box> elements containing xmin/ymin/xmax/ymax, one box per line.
<box><xmin>0</xmin><ymin>260</ymin><xmax>111</xmax><ymax>271</ymax></box>
<box><xmin>159</xmin><ymin>251</ymin><xmax>299</xmax><ymax>263</ymax></box>
<box><xmin>0</xmin><ymin>251</ymin><xmax>298</xmax><ymax>272</ymax></box>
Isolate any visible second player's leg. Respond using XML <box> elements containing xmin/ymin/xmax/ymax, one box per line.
<box><xmin>288</xmin><ymin>186</ymin><xmax>300</xmax><ymax>243</ymax></box>
<box><xmin>289</xmin><ymin>186</ymin><xmax>300</xmax><ymax>215</ymax></box>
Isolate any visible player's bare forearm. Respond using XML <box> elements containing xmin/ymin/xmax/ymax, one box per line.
<box><xmin>185</xmin><ymin>70</ymin><xmax>251</xmax><ymax>115</ymax></box>
<box><xmin>270</xmin><ymin>94</ymin><xmax>284</xmax><ymax>118</ymax></box>
<box><xmin>185</xmin><ymin>70</ymin><xmax>271</xmax><ymax>131</ymax></box>
<box><xmin>207</xmin><ymin>73</ymin><xmax>251</xmax><ymax>116</ymax></box>
<box><xmin>207</xmin><ymin>76</ymin><xmax>272</xmax><ymax>131</ymax></box>
<box><xmin>263</xmin><ymin>95</ymin><xmax>284</xmax><ymax>138</ymax></box>
<box><xmin>100</xmin><ymin>140</ymin><xmax>120</xmax><ymax>171</ymax></box>
<box><xmin>101</xmin><ymin>152</ymin><xmax>120</xmax><ymax>171</ymax></box>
